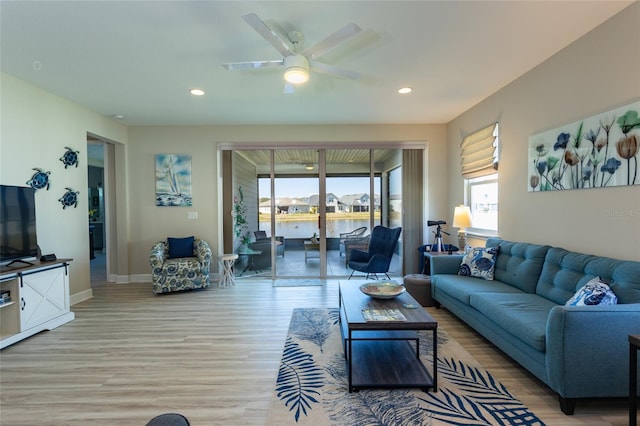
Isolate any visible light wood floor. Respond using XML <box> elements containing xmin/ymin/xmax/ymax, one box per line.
<box><xmin>0</xmin><ymin>279</ymin><xmax>630</xmax><ymax>425</ymax></box>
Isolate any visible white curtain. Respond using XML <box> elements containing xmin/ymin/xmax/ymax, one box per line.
<box><xmin>402</xmin><ymin>149</ymin><xmax>423</xmax><ymax>275</ymax></box>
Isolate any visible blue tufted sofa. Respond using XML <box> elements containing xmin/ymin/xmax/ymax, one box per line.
<box><xmin>430</xmin><ymin>238</ymin><xmax>640</xmax><ymax>415</ymax></box>
<box><xmin>149</xmin><ymin>238</ymin><xmax>212</xmax><ymax>294</ymax></box>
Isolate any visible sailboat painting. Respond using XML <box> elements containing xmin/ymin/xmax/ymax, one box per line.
<box><xmin>155</xmin><ymin>154</ymin><xmax>193</xmax><ymax>206</ymax></box>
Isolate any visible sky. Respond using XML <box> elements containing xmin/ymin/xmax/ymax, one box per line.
<box><xmin>259</xmin><ymin>176</ymin><xmax>381</xmax><ymax>199</ymax></box>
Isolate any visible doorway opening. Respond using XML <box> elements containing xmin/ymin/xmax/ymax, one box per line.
<box><xmin>87</xmin><ymin>138</ymin><xmax>106</xmax><ymax>285</ymax></box>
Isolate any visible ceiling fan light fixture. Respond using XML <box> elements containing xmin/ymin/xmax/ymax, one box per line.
<box><xmin>284</xmin><ymin>55</ymin><xmax>309</xmax><ymax>85</ymax></box>
<box><xmin>284</xmin><ymin>68</ymin><xmax>309</xmax><ymax>84</ymax></box>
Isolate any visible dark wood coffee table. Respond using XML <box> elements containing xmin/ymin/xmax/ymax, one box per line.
<box><xmin>339</xmin><ymin>281</ymin><xmax>438</xmax><ymax>392</ymax></box>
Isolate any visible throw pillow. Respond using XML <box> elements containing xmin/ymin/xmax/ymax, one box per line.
<box><xmin>167</xmin><ymin>236</ymin><xmax>195</xmax><ymax>259</ymax></box>
<box><xmin>565</xmin><ymin>277</ymin><xmax>618</xmax><ymax>306</ymax></box>
<box><xmin>458</xmin><ymin>246</ymin><xmax>499</xmax><ymax>280</ymax></box>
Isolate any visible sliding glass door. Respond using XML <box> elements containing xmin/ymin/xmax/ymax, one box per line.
<box><xmin>226</xmin><ymin>146</ymin><xmax>418</xmax><ymax>280</ymax></box>
<box><xmin>272</xmin><ymin>149</ymin><xmax>320</xmax><ymax>277</ymax></box>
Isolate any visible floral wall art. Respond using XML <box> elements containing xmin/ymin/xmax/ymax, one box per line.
<box><xmin>528</xmin><ymin>101</ymin><xmax>640</xmax><ymax>191</ymax></box>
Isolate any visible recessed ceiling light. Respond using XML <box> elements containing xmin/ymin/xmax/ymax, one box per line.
<box><xmin>398</xmin><ymin>87</ymin><xmax>413</xmax><ymax>94</ymax></box>
<box><xmin>190</xmin><ymin>88</ymin><xmax>205</xmax><ymax>96</ymax></box>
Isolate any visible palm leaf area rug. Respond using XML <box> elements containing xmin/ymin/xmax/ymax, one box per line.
<box><xmin>266</xmin><ymin>308</ymin><xmax>545</xmax><ymax>426</ymax></box>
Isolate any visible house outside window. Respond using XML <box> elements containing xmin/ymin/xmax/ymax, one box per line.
<box><xmin>466</xmin><ymin>174</ymin><xmax>498</xmax><ymax>234</ymax></box>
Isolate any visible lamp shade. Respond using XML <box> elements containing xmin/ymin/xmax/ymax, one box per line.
<box><xmin>283</xmin><ymin>55</ymin><xmax>309</xmax><ymax>84</ymax></box>
<box><xmin>453</xmin><ymin>205</ymin><xmax>472</xmax><ymax>229</ymax></box>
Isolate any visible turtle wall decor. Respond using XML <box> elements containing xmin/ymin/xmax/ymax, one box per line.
<box><xmin>59</xmin><ymin>187</ymin><xmax>79</xmax><ymax>209</ymax></box>
<box><xmin>26</xmin><ymin>168</ymin><xmax>51</xmax><ymax>190</ymax></box>
<box><xmin>60</xmin><ymin>146</ymin><xmax>80</xmax><ymax>168</ymax></box>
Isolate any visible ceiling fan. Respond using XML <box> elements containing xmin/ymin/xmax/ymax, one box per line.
<box><xmin>222</xmin><ymin>12</ymin><xmax>363</xmax><ymax>93</ymax></box>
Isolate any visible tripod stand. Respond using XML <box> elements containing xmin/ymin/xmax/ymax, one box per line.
<box><xmin>428</xmin><ymin>220</ymin><xmax>449</xmax><ymax>252</ymax></box>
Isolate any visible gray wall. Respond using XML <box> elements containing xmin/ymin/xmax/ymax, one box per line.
<box><xmin>447</xmin><ymin>2</ymin><xmax>640</xmax><ymax>260</ymax></box>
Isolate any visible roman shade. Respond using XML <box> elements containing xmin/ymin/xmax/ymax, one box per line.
<box><xmin>460</xmin><ymin>122</ymin><xmax>499</xmax><ymax>179</ymax></box>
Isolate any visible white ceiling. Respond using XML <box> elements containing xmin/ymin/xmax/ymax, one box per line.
<box><xmin>0</xmin><ymin>1</ymin><xmax>632</xmax><ymax>126</ymax></box>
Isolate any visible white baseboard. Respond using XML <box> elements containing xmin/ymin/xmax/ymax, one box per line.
<box><xmin>130</xmin><ymin>274</ymin><xmax>151</xmax><ymax>283</ymax></box>
<box><xmin>109</xmin><ymin>273</ymin><xmax>132</xmax><ymax>283</ymax></box>
<box><xmin>70</xmin><ymin>288</ymin><xmax>93</xmax><ymax>305</ymax></box>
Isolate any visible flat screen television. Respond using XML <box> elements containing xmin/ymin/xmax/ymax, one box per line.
<box><xmin>0</xmin><ymin>184</ymin><xmax>39</xmax><ymax>266</ymax></box>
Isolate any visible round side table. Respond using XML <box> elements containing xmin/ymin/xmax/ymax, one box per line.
<box><xmin>218</xmin><ymin>254</ymin><xmax>239</xmax><ymax>287</ymax></box>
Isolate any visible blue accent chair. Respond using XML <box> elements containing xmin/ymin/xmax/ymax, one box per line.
<box><xmin>348</xmin><ymin>226</ymin><xmax>401</xmax><ymax>280</ymax></box>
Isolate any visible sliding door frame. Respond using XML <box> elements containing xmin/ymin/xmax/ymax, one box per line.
<box><xmin>220</xmin><ymin>142</ymin><xmax>427</xmax><ymax>278</ymax></box>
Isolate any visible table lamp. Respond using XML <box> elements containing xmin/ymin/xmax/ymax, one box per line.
<box><xmin>453</xmin><ymin>205</ymin><xmax>473</xmax><ymax>250</ymax></box>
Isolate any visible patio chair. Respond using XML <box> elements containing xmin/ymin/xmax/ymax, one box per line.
<box><xmin>339</xmin><ymin>226</ymin><xmax>368</xmax><ymax>257</ymax></box>
<box><xmin>254</xmin><ymin>230</ymin><xmax>285</xmax><ymax>257</ymax></box>
<box><xmin>348</xmin><ymin>226</ymin><xmax>402</xmax><ymax>280</ymax></box>
<box><xmin>343</xmin><ymin>235</ymin><xmax>370</xmax><ymax>267</ymax></box>
<box><xmin>247</xmin><ymin>240</ymin><xmax>273</xmax><ymax>271</ymax></box>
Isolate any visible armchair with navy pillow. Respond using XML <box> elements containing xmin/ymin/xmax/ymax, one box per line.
<box><xmin>149</xmin><ymin>236</ymin><xmax>212</xmax><ymax>294</ymax></box>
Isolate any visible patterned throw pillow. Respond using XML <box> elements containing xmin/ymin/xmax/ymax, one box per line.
<box><xmin>565</xmin><ymin>277</ymin><xmax>618</xmax><ymax>306</ymax></box>
<box><xmin>458</xmin><ymin>246</ymin><xmax>499</xmax><ymax>280</ymax></box>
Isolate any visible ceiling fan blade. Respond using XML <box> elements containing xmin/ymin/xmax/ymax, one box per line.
<box><xmin>222</xmin><ymin>60</ymin><xmax>284</xmax><ymax>71</ymax></box>
<box><xmin>309</xmin><ymin>60</ymin><xmax>361</xmax><ymax>80</ymax></box>
<box><xmin>241</xmin><ymin>12</ymin><xmax>294</xmax><ymax>57</ymax></box>
<box><xmin>302</xmin><ymin>23</ymin><xmax>362</xmax><ymax>60</ymax></box>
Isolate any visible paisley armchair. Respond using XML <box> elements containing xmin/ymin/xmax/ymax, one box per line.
<box><xmin>149</xmin><ymin>238</ymin><xmax>212</xmax><ymax>294</ymax></box>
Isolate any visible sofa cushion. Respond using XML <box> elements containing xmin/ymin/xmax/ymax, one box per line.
<box><xmin>609</xmin><ymin>260</ymin><xmax>640</xmax><ymax>304</ymax></box>
<box><xmin>458</xmin><ymin>246</ymin><xmax>499</xmax><ymax>280</ymax></box>
<box><xmin>486</xmin><ymin>238</ymin><xmax>549</xmax><ymax>293</ymax></box>
<box><xmin>167</xmin><ymin>236</ymin><xmax>195</xmax><ymax>259</ymax></box>
<box><xmin>566</xmin><ymin>277</ymin><xmax>618</xmax><ymax>306</ymax></box>
<box><xmin>470</xmin><ymin>293</ymin><xmax>556</xmax><ymax>352</ymax></box>
<box><xmin>537</xmin><ymin>248</ymin><xmax>603</xmax><ymax>304</ymax></box>
<box><xmin>535</xmin><ymin>248</ymin><xmax>640</xmax><ymax>305</ymax></box>
<box><xmin>431</xmin><ymin>275</ymin><xmax>522</xmax><ymax>305</ymax></box>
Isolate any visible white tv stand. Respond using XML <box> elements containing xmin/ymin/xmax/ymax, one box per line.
<box><xmin>0</xmin><ymin>259</ymin><xmax>75</xmax><ymax>349</ymax></box>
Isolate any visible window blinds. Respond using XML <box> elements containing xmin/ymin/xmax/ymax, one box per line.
<box><xmin>460</xmin><ymin>122</ymin><xmax>499</xmax><ymax>179</ymax></box>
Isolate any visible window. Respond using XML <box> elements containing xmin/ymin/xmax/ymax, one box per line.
<box><xmin>466</xmin><ymin>174</ymin><xmax>498</xmax><ymax>233</ymax></box>
<box><xmin>460</xmin><ymin>122</ymin><xmax>499</xmax><ymax>234</ymax></box>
